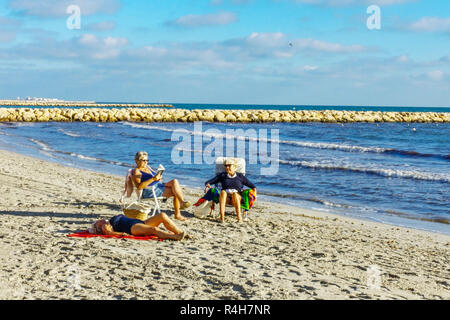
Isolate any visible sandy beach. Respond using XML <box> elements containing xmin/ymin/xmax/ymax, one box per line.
<box><xmin>0</xmin><ymin>149</ymin><xmax>448</xmax><ymax>300</ymax></box>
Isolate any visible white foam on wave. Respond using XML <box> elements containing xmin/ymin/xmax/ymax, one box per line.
<box><xmin>29</xmin><ymin>138</ymin><xmax>53</xmax><ymax>151</ymax></box>
<box><xmin>67</xmin><ymin>152</ymin><xmax>132</xmax><ymax>167</ymax></box>
<box><xmin>13</xmin><ymin>122</ymin><xmax>36</xmax><ymax>127</ymax></box>
<box><xmin>29</xmin><ymin>137</ymin><xmax>132</xmax><ymax>168</ymax></box>
<box><xmin>279</xmin><ymin>159</ymin><xmax>450</xmax><ymax>183</ymax></box>
<box><xmin>57</xmin><ymin>128</ymin><xmax>81</xmax><ymax>137</ymax></box>
<box><xmin>175</xmin><ymin>147</ymin><xmax>204</xmax><ymax>153</ymax></box>
<box><xmin>122</xmin><ymin>122</ymin><xmax>389</xmax><ymax>154</ymax></box>
<box><xmin>70</xmin><ymin>152</ymin><xmax>99</xmax><ymax>162</ymax></box>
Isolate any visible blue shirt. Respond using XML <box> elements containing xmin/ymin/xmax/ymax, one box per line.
<box><xmin>205</xmin><ymin>172</ymin><xmax>256</xmax><ymax>192</ymax></box>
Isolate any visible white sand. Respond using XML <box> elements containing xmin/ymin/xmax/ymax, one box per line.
<box><xmin>0</xmin><ymin>149</ymin><xmax>448</xmax><ymax>300</ymax></box>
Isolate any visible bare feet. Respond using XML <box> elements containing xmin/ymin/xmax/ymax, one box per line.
<box><xmin>174</xmin><ymin>214</ymin><xmax>189</xmax><ymax>221</ymax></box>
<box><xmin>173</xmin><ymin>232</ymin><xmax>185</xmax><ymax>241</ymax></box>
<box><xmin>175</xmin><ymin>232</ymin><xmax>192</xmax><ymax>240</ymax></box>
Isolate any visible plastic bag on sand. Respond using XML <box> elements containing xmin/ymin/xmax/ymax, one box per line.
<box><xmin>194</xmin><ymin>200</ymin><xmax>213</xmax><ymax>218</ymax></box>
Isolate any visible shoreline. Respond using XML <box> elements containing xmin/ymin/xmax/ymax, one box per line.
<box><xmin>2</xmin><ymin>144</ymin><xmax>448</xmax><ymax>237</ymax></box>
<box><xmin>1</xmin><ymin>107</ymin><xmax>449</xmax><ymax>123</ymax></box>
<box><xmin>0</xmin><ymin>149</ymin><xmax>449</xmax><ymax>299</ymax></box>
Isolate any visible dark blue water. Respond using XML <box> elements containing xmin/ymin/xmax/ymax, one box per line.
<box><xmin>0</xmin><ymin>120</ymin><xmax>449</xmax><ymax>235</ymax></box>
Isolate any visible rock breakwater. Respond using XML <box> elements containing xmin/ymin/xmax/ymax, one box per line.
<box><xmin>0</xmin><ymin>108</ymin><xmax>449</xmax><ymax>123</ymax></box>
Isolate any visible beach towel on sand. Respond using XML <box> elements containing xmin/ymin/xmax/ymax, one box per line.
<box><xmin>67</xmin><ymin>231</ymin><xmax>163</xmax><ymax>241</ymax></box>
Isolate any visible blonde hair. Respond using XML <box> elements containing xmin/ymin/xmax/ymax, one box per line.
<box><xmin>135</xmin><ymin>151</ymin><xmax>148</xmax><ymax>161</ymax></box>
<box><xmin>224</xmin><ymin>158</ymin><xmax>237</xmax><ymax>167</ymax></box>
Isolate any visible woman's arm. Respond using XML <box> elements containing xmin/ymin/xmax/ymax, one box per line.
<box><xmin>240</xmin><ymin>174</ymin><xmax>256</xmax><ymax>190</ymax></box>
<box><xmin>205</xmin><ymin>174</ymin><xmax>221</xmax><ymax>187</ymax></box>
<box><xmin>101</xmin><ymin>224</ymin><xmax>128</xmax><ymax>237</ymax></box>
<box><xmin>204</xmin><ymin>174</ymin><xmax>221</xmax><ymax>193</ymax></box>
<box><xmin>132</xmin><ymin>169</ymin><xmax>161</xmax><ymax>190</ymax></box>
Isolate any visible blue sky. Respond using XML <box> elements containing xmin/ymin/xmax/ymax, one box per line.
<box><xmin>0</xmin><ymin>0</ymin><xmax>449</xmax><ymax>106</ymax></box>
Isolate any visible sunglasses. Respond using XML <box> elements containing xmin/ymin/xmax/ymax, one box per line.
<box><xmin>139</xmin><ymin>159</ymin><xmax>148</xmax><ymax>162</ymax></box>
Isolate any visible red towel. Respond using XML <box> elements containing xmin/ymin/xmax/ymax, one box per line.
<box><xmin>67</xmin><ymin>231</ymin><xmax>162</xmax><ymax>241</ymax></box>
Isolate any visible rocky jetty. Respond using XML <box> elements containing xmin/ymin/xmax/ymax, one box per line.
<box><xmin>0</xmin><ymin>108</ymin><xmax>448</xmax><ymax>123</ymax></box>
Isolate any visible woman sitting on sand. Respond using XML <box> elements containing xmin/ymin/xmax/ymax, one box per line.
<box><xmin>131</xmin><ymin>151</ymin><xmax>191</xmax><ymax>221</ymax></box>
<box><xmin>204</xmin><ymin>158</ymin><xmax>257</xmax><ymax>223</ymax></box>
<box><xmin>90</xmin><ymin>212</ymin><xmax>190</xmax><ymax>241</ymax></box>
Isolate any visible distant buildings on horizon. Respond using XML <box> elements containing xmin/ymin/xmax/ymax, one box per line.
<box><xmin>17</xmin><ymin>97</ymin><xmax>64</xmax><ymax>102</ymax></box>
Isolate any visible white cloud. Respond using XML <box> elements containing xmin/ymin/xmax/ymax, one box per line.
<box><xmin>9</xmin><ymin>0</ymin><xmax>120</xmax><ymax>17</ymax></box>
<box><xmin>427</xmin><ymin>70</ymin><xmax>444</xmax><ymax>81</ymax></box>
<box><xmin>78</xmin><ymin>34</ymin><xmax>98</xmax><ymax>46</ymax></box>
<box><xmin>303</xmin><ymin>65</ymin><xmax>318</xmax><ymax>71</ymax></box>
<box><xmin>167</xmin><ymin>11</ymin><xmax>238</xmax><ymax>27</ymax></box>
<box><xmin>294</xmin><ymin>0</ymin><xmax>416</xmax><ymax>6</ymax></box>
<box><xmin>85</xmin><ymin>21</ymin><xmax>116</xmax><ymax>32</ymax></box>
<box><xmin>396</xmin><ymin>54</ymin><xmax>409</xmax><ymax>63</ymax></box>
<box><xmin>221</xmin><ymin>32</ymin><xmax>368</xmax><ymax>60</ymax></box>
<box><xmin>78</xmin><ymin>34</ymin><xmax>127</xmax><ymax>47</ymax></box>
<box><xmin>407</xmin><ymin>17</ymin><xmax>450</xmax><ymax>33</ymax></box>
<box><xmin>292</xmin><ymin>38</ymin><xmax>367</xmax><ymax>53</ymax></box>
<box><xmin>75</xmin><ymin>34</ymin><xmax>128</xmax><ymax>59</ymax></box>
<box><xmin>103</xmin><ymin>36</ymin><xmax>128</xmax><ymax>47</ymax></box>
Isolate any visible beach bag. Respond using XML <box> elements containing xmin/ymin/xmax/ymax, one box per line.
<box><xmin>122</xmin><ymin>201</ymin><xmax>151</xmax><ymax>221</ymax></box>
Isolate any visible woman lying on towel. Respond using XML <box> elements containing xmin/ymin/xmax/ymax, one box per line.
<box><xmin>90</xmin><ymin>213</ymin><xmax>191</xmax><ymax>241</ymax></box>
<box><xmin>204</xmin><ymin>158</ymin><xmax>257</xmax><ymax>223</ymax></box>
<box><xmin>132</xmin><ymin>151</ymin><xmax>191</xmax><ymax>221</ymax></box>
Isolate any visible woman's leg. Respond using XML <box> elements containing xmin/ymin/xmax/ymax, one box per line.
<box><xmin>163</xmin><ymin>179</ymin><xmax>184</xmax><ymax>202</ymax></box>
<box><xmin>130</xmin><ymin>223</ymin><xmax>184</xmax><ymax>240</ymax></box>
<box><xmin>143</xmin><ymin>212</ymin><xmax>183</xmax><ymax>234</ymax></box>
<box><xmin>162</xmin><ymin>179</ymin><xmax>188</xmax><ymax>221</ymax></box>
<box><xmin>231</xmin><ymin>193</ymin><xmax>242</xmax><ymax>222</ymax></box>
<box><xmin>219</xmin><ymin>190</ymin><xmax>227</xmax><ymax>222</ymax></box>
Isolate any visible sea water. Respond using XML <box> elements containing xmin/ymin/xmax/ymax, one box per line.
<box><xmin>0</xmin><ymin>107</ymin><xmax>449</xmax><ymax>235</ymax></box>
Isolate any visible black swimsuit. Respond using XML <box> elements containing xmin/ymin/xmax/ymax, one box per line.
<box><xmin>109</xmin><ymin>214</ymin><xmax>143</xmax><ymax>235</ymax></box>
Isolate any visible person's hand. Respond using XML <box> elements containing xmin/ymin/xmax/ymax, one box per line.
<box><xmin>155</xmin><ymin>172</ymin><xmax>162</xmax><ymax>181</ymax></box>
<box><xmin>204</xmin><ymin>183</ymin><xmax>211</xmax><ymax>194</ymax></box>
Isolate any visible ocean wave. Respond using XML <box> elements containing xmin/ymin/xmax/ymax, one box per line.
<box><xmin>28</xmin><ymin>138</ymin><xmax>132</xmax><ymax>168</ymax></box>
<box><xmin>122</xmin><ymin>122</ymin><xmax>449</xmax><ymax>160</ymax></box>
<box><xmin>57</xmin><ymin>128</ymin><xmax>81</xmax><ymax>137</ymax></box>
<box><xmin>257</xmin><ymin>189</ymin><xmax>355</xmax><ymax>209</ymax></box>
<box><xmin>67</xmin><ymin>152</ymin><xmax>133</xmax><ymax>168</ymax></box>
<box><xmin>175</xmin><ymin>147</ymin><xmax>204</xmax><ymax>153</ymax></box>
<box><xmin>278</xmin><ymin>159</ymin><xmax>450</xmax><ymax>183</ymax></box>
<box><xmin>29</xmin><ymin>138</ymin><xmax>53</xmax><ymax>151</ymax></box>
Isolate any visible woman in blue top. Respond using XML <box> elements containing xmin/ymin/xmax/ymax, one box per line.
<box><xmin>131</xmin><ymin>151</ymin><xmax>191</xmax><ymax>221</ymax></box>
<box><xmin>204</xmin><ymin>158</ymin><xmax>257</xmax><ymax>223</ymax></box>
